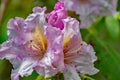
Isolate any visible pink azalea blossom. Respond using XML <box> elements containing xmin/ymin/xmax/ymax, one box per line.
<box><xmin>61</xmin><ymin>0</ymin><xmax>118</xmax><ymax>28</ymax></box>
<box><xmin>62</xmin><ymin>17</ymin><xmax>99</xmax><ymax>80</ymax></box>
<box><xmin>0</xmin><ymin>7</ymin><xmax>64</xmax><ymax>80</ymax></box>
<box><xmin>47</xmin><ymin>1</ymin><xmax>99</xmax><ymax>80</ymax></box>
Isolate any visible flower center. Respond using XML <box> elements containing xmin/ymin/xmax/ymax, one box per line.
<box><xmin>30</xmin><ymin>26</ymin><xmax>48</xmax><ymax>59</ymax></box>
<box><xmin>63</xmin><ymin>38</ymin><xmax>83</xmax><ymax>63</ymax></box>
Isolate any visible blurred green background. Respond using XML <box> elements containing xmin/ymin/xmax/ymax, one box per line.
<box><xmin>0</xmin><ymin>0</ymin><xmax>120</xmax><ymax>80</ymax></box>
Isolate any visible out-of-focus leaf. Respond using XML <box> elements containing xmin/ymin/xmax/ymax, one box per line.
<box><xmin>34</xmin><ymin>0</ymin><xmax>57</xmax><ymax>12</ymax></box>
<box><xmin>114</xmin><ymin>12</ymin><xmax>120</xmax><ymax>20</ymax></box>
<box><xmin>105</xmin><ymin>16</ymin><xmax>119</xmax><ymax>39</ymax></box>
<box><xmin>92</xmin><ymin>37</ymin><xmax>120</xmax><ymax>80</ymax></box>
<box><xmin>35</xmin><ymin>73</ymin><xmax>64</xmax><ymax>80</ymax></box>
<box><xmin>0</xmin><ymin>59</ymin><xmax>12</xmax><ymax>80</ymax></box>
<box><xmin>81</xmin><ymin>75</ymin><xmax>95</xmax><ymax>80</ymax></box>
<box><xmin>35</xmin><ymin>75</ymin><xmax>44</xmax><ymax>80</ymax></box>
<box><xmin>35</xmin><ymin>76</ymin><xmax>52</xmax><ymax>80</ymax></box>
<box><xmin>117</xmin><ymin>0</ymin><xmax>120</xmax><ymax>11</ymax></box>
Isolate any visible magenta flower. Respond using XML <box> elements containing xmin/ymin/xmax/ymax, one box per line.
<box><xmin>61</xmin><ymin>0</ymin><xmax>118</xmax><ymax>28</ymax></box>
<box><xmin>47</xmin><ymin>1</ymin><xmax>67</xmax><ymax>30</ymax></box>
<box><xmin>0</xmin><ymin>7</ymin><xmax>64</xmax><ymax>80</ymax></box>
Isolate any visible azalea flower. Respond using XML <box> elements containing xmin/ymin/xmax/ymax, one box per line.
<box><xmin>47</xmin><ymin>1</ymin><xmax>99</xmax><ymax>80</ymax></box>
<box><xmin>62</xmin><ymin>17</ymin><xmax>99</xmax><ymax>80</ymax></box>
<box><xmin>60</xmin><ymin>0</ymin><xmax>118</xmax><ymax>28</ymax></box>
<box><xmin>0</xmin><ymin>7</ymin><xmax>64</xmax><ymax>80</ymax></box>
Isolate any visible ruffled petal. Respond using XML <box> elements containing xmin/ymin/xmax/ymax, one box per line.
<box><xmin>62</xmin><ymin>17</ymin><xmax>82</xmax><ymax>58</ymax></box>
<box><xmin>35</xmin><ymin>25</ymin><xmax>64</xmax><ymax>77</ymax></box>
<box><xmin>11</xmin><ymin>58</ymin><xmax>37</xmax><ymax>80</ymax></box>
<box><xmin>7</xmin><ymin>17</ymin><xmax>28</xmax><ymax>46</ymax></box>
<box><xmin>63</xmin><ymin>17</ymin><xmax>81</xmax><ymax>42</ymax></box>
<box><xmin>0</xmin><ymin>41</ymin><xmax>25</xmax><ymax>65</ymax></box>
<box><xmin>7</xmin><ymin>17</ymin><xmax>25</xmax><ymax>38</ymax></box>
<box><xmin>25</xmin><ymin>7</ymin><xmax>46</xmax><ymax>32</ymax></box>
<box><xmin>69</xmin><ymin>42</ymin><xmax>99</xmax><ymax>75</ymax></box>
<box><xmin>63</xmin><ymin>65</ymin><xmax>81</xmax><ymax>80</ymax></box>
<box><xmin>0</xmin><ymin>41</ymin><xmax>15</xmax><ymax>60</ymax></box>
<box><xmin>0</xmin><ymin>40</ymin><xmax>37</xmax><ymax>80</ymax></box>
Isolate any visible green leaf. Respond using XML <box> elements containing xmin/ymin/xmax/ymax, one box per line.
<box><xmin>114</xmin><ymin>12</ymin><xmax>120</xmax><ymax>20</ymax></box>
<box><xmin>0</xmin><ymin>59</ymin><xmax>12</xmax><ymax>80</ymax></box>
<box><xmin>105</xmin><ymin>16</ymin><xmax>119</xmax><ymax>39</ymax></box>
<box><xmin>35</xmin><ymin>75</ymin><xmax>44</xmax><ymax>80</ymax></box>
<box><xmin>81</xmin><ymin>75</ymin><xmax>95</xmax><ymax>80</ymax></box>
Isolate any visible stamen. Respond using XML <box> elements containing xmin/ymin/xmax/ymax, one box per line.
<box><xmin>31</xmin><ymin>26</ymin><xmax>48</xmax><ymax>51</ymax></box>
<box><xmin>29</xmin><ymin>40</ymin><xmax>41</xmax><ymax>50</ymax></box>
<box><xmin>23</xmin><ymin>26</ymin><xmax>48</xmax><ymax>59</ymax></box>
<box><xmin>65</xmin><ymin>44</ymin><xmax>83</xmax><ymax>55</ymax></box>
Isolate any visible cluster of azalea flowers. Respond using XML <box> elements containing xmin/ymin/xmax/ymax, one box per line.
<box><xmin>0</xmin><ymin>0</ymin><xmax>117</xmax><ymax>80</ymax></box>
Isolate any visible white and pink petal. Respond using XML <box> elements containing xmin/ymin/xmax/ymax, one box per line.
<box><xmin>11</xmin><ymin>58</ymin><xmax>37</xmax><ymax>80</ymax></box>
<box><xmin>63</xmin><ymin>65</ymin><xmax>81</xmax><ymax>80</ymax></box>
